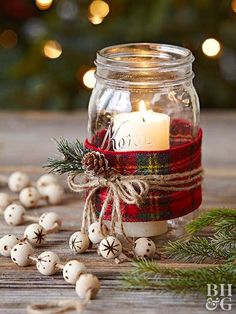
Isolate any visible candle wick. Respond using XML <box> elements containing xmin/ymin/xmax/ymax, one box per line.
<box><xmin>142</xmin><ymin>117</ymin><xmax>145</xmax><ymax>122</ymax></box>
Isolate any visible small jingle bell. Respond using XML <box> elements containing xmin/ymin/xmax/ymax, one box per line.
<box><xmin>0</xmin><ymin>192</ymin><xmax>12</xmax><ymax>211</ymax></box>
<box><xmin>11</xmin><ymin>242</ymin><xmax>34</xmax><ymax>266</ymax></box>
<box><xmin>8</xmin><ymin>171</ymin><xmax>30</xmax><ymax>192</ymax></box>
<box><xmin>39</xmin><ymin>212</ymin><xmax>62</xmax><ymax>232</ymax></box>
<box><xmin>24</xmin><ymin>223</ymin><xmax>46</xmax><ymax>246</ymax></box>
<box><xmin>36</xmin><ymin>174</ymin><xmax>59</xmax><ymax>195</ymax></box>
<box><xmin>42</xmin><ymin>184</ymin><xmax>64</xmax><ymax>205</ymax></box>
<box><xmin>0</xmin><ymin>234</ymin><xmax>20</xmax><ymax>257</ymax></box>
<box><xmin>36</xmin><ymin>251</ymin><xmax>60</xmax><ymax>276</ymax></box>
<box><xmin>88</xmin><ymin>221</ymin><xmax>109</xmax><ymax>244</ymax></box>
<box><xmin>75</xmin><ymin>274</ymin><xmax>100</xmax><ymax>299</ymax></box>
<box><xmin>4</xmin><ymin>203</ymin><xmax>26</xmax><ymax>226</ymax></box>
<box><xmin>69</xmin><ymin>231</ymin><xmax>90</xmax><ymax>254</ymax></box>
<box><xmin>19</xmin><ymin>187</ymin><xmax>40</xmax><ymax>208</ymax></box>
<box><xmin>99</xmin><ymin>236</ymin><xmax>122</xmax><ymax>259</ymax></box>
<box><xmin>63</xmin><ymin>260</ymin><xmax>87</xmax><ymax>284</ymax></box>
<box><xmin>134</xmin><ymin>238</ymin><xmax>156</xmax><ymax>259</ymax></box>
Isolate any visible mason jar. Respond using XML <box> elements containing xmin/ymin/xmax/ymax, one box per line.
<box><xmin>86</xmin><ymin>43</ymin><xmax>201</xmax><ymax>238</ymax></box>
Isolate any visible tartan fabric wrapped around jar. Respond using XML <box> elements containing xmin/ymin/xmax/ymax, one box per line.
<box><xmin>85</xmin><ymin>43</ymin><xmax>202</xmax><ymax>238</ymax></box>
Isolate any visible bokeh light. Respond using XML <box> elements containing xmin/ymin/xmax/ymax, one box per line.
<box><xmin>0</xmin><ymin>29</ymin><xmax>17</xmax><ymax>49</ymax></box>
<box><xmin>89</xmin><ymin>0</ymin><xmax>109</xmax><ymax>18</ymax></box>
<box><xmin>35</xmin><ymin>0</ymin><xmax>53</xmax><ymax>11</ymax></box>
<box><xmin>88</xmin><ymin>15</ymin><xmax>104</xmax><ymax>25</ymax></box>
<box><xmin>56</xmin><ymin>0</ymin><xmax>78</xmax><ymax>20</ymax></box>
<box><xmin>202</xmin><ymin>38</ymin><xmax>221</xmax><ymax>57</ymax></box>
<box><xmin>231</xmin><ymin>0</ymin><xmax>236</xmax><ymax>13</ymax></box>
<box><xmin>83</xmin><ymin>68</ymin><xmax>96</xmax><ymax>89</ymax></box>
<box><xmin>43</xmin><ymin>40</ymin><xmax>62</xmax><ymax>59</ymax></box>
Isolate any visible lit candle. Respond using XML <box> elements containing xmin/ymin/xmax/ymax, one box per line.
<box><xmin>111</xmin><ymin>101</ymin><xmax>170</xmax><ymax>237</ymax></box>
<box><xmin>112</xmin><ymin>100</ymin><xmax>170</xmax><ymax>151</ymax></box>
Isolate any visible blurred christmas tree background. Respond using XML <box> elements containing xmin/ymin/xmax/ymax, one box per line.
<box><xmin>0</xmin><ymin>0</ymin><xmax>235</xmax><ymax>111</ymax></box>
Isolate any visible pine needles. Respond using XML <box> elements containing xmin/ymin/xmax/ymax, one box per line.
<box><xmin>123</xmin><ymin>208</ymin><xmax>236</xmax><ymax>294</ymax></box>
<box><xmin>165</xmin><ymin>208</ymin><xmax>236</xmax><ymax>263</ymax></box>
<box><xmin>186</xmin><ymin>208</ymin><xmax>236</xmax><ymax>234</ymax></box>
<box><xmin>44</xmin><ymin>138</ymin><xmax>89</xmax><ymax>174</ymax></box>
<box><xmin>123</xmin><ymin>260</ymin><xmax>236</xmax><ymax>295</ymax></box>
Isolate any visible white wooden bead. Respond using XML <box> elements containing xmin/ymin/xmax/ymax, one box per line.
<box><xmin>43</xmin><ymin>184</ymin><xmax>64</xmax><ymax>205</ymax></box>
<box><xmin>75</xmin><ymin>274</ymin><xmax>100</xmax><ymax>299</ymax></box>
<box><xmin>19</xmin><ymin>187</ymin><xmax>40</xmax><ymax>208</ymax></box>
<box><xmin>8</xmin><ymin>172</ymin><xmax>30</xmax><ymax>192</ymax></box>
<box><xmin>36</xmin><ymin>251</ymin><xmax>60</xmax><ymax>276</ymax></box>
<box><xmin>39</xmin><ymin>212</ymin><xmax>62</xmax><ymax>232</ymax></box>
<box><xmin>88</xmin><ymin>221</ymin><xmax>109</xmax><ymax>244</ymax></box>
<box><xmin>0</xmin><ymin>192</ymin><xmax>12</xmax><ymax>210</ymax></box>
<box><xmin>0</xmin><ymin>234</ymin><xmax>20</xmax><ymax>257</ymax></box>
<box><xmin>69</xmin><ymin>231</ymin><xmax>90</xmax><ymax>253</ymax></box>
<box><xmin>24</xmin><ymin>223</ymin><xmax>46</xmax><ymax>246</ymax></box>
<box><xmin>36</xmin><ymin>174</ymin><xmax>59</xmax><ymax>195</ymax></box>
<box><xmin>134</xmin><ymin>238</ymin><xmax>156</xmax><ymax>258</ymax></box>
<box><xmin>63</xmin><ymin>260</ymin><xmax>87</xmax><ymax>284</ymax></box>
<box><xmin>4</xmin><ymin>204</ymin><xmax>26</xmax><ymax>226</ymax></box>
<box><xmin>11</xmin><ymin>242</ymin><xmax>34</xmax><ymax>266</ymax></box>
<box><xmin>99</xmin><ymin>236</ymin><xmax>122</xmax><ymax>259</ymax></box>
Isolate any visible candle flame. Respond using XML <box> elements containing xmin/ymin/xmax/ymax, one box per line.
<box><xmin>138</xmin><ymin>100</ymin><xmax>147</xmax><ymax>112</ymax></box>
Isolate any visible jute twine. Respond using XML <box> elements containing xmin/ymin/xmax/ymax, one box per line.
<box><xmin>27</xmin><ymin>290</ymin><xmax>92</xmax><ymax>314</ymax></box>
<box><xmin>67</xmin><ymin>167</ymin><xmax>203</xmax><ymax>241</ymax></box>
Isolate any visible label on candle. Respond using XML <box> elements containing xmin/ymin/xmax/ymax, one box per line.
<box><xmin>112</xmin><ymin>111</ymin><xmax>170</xmax><ymax>151</ymax></box>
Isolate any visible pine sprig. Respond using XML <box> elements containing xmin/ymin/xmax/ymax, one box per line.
<box><xmin>44</xmin><ymin>138</ymin><xmax>89</xmax><ymax>175</ymax></box>
<box><xmin>123</xmin><ymin>208</ymin><xmax>236</xmax><ymax>295</ymax></box>
<box><xmin>186</xmin><ymin>208</ymin><xmax>236</xmax><ymax>234</ymax></box>
<box><xmin>123</xmin><ymin>260</ymin><xmax>236</xmax><ymax>295</ymax></box>
<box><xmin>211</xmin><ymin>231</ymin><xmax>236</xmax><ymax>251</ymax></box>
<box><xmin>165</xmin><ymin>236</ymin><xmax>231</xmax><ymax>263</ymax></box>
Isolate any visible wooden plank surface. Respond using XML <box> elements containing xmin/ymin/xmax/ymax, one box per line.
<box><xmin>0</xmin><ymin>111</ymin><xmax>236</xmax><ymax>314</ymax></box>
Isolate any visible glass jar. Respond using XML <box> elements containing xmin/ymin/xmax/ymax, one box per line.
<box><xmin>87</xmin><ymin>43</ymin><xmax>201</xmax><ymax>238</ymax></box>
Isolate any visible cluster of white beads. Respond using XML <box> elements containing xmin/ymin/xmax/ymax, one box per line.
<box><xmin>1</xmin><ymin>173</ymin><xmax>64</xmax><ymax>214</ymax></box>
<box><xmin>3</xmin><ymin>202</ymin><xmax>61</xmax><ymax>232</ymax></box>
<box><xmin>0</xmin><ymin>219</ymin><xmax>61</xmax><ymax>257</ymax></box>
<box><xmin>6</xmin><ymin>241</ymin><xmax>100</xmax><ymax>301</ymax></box>
<box><xmin>69</xmin><ymin>221</ymin><xmax>124</xmax><ymax>260</ymax></box>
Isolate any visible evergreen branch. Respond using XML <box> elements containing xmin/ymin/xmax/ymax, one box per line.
<box><xmin>186</xmin><ymin>208</ymin><xmax>236</xmax><ymax>234</ymax></box>
<box><xmin>123</xmin><ymin>262</ymin><xmax>236</xmax><ymax>295</ymax></box>
<box><xmin>44</xmin><ymin>138</ymin><xmax>89</xmax><ymax>175</ymax></box>
<box><xmin>214</xmin><ymin>218</ymin><xmax>236</xmax><ymax>234</ymax></box>
<box><xmin>211</xmin><ymin>231</ymin><xmax>236</xmax><ymax>251</ymax></box>
<box><xmin>123</xmin><ymin>208</ymin><xmax>236</xmax><ymax>295</ymax></box>
<box><xmin>164</xmin><ymin>236</ymin><xmax>230</xmax><ymax>263</ymax></box>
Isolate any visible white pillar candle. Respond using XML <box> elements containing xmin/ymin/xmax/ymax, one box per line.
<box><xmin>111</xmin><ymin>101</ymin><xmax>170</xmax><ymax>237</ymax></box>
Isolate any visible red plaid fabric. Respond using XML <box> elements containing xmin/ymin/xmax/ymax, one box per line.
<box><xmin>84</xmin><ymin>123</ymin><xmax>202</xmax><ymax>222</ymax></box>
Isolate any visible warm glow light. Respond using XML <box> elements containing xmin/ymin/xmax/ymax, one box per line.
<box><xmin>88</xmin><ymin>15</ymin><xmax>104</xmax><ymax>24</ymax></box>
<box><xmin>35</xmin><ymin>0</ymin><xmax>53</xmax><ymax>10</ymax></box>
<box><xmin>138</xmin><ymin>100</ymin><xmax>147</xmax><ymax>112</ymax></box>
<box><xmin>83</xmin><ymin>68</ymin><xmax>96</xmax><ymax>89</ymax></box>
<box><xmin>202</xmin><ymin>38</ymin><xmax>221</xmax><ymax>57</ymax></box>
<box><xmin>43</xmin><ymin>40</ymin><xmax>62</xmax><ymax>59</ymax></box>
<box><xmin>231</xmin><ymin>0</ymin><xmax>236</xmax><ymax>13</ymax></box>
<box><xmin>89</xmin><ymin>0</ymin><xmax>109</xmax><ymax>18</ymax></box>
<box><xmin>0</xmin><ymin>29</ymin><xmax>17</xmax><ymax>48</ymax></box>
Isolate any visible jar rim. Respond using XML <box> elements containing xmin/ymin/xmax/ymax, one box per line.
<box><xmin>96</xmin><ymin>43</ymin><xmax>194</xmax><ymax>70</ymax></box>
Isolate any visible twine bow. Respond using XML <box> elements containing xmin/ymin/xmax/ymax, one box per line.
<box><xmin>68</xmin><ymin>171</ymin><xmax>149</xmax><ymax>241</ymax></box>
<box><xmin>67</xmin><ymin>167</ymin><xmax>203</xmax><ymax>241</ymax></box>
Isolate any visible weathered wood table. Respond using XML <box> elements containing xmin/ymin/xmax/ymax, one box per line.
<box><xmin>0</xmin><ymin>111</ymin><xmax>235</xmax><ymax>314</ymax></box>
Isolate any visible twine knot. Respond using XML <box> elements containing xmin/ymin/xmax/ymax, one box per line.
<box><xmin>68</xmin><ymin>166</ymin><xmax>203</xmax><ymax>240</ymax></box>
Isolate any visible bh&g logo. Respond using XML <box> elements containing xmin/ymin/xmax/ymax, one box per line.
<box><xmin>206</xmin><ymin>284</ymin><xmax>233</xmax><ymax>311</ymax></box>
